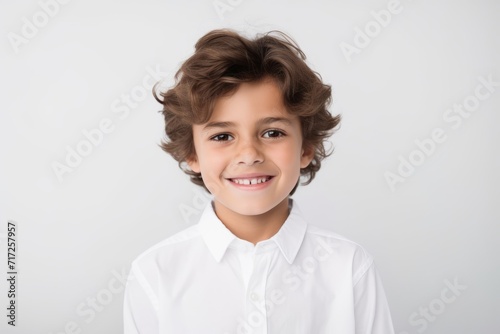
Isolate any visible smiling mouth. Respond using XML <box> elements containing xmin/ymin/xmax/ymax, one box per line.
<box><xmin>229</xmin><ymin>176</ymin><xmax>273</xmax><ymax>185</ymax></box>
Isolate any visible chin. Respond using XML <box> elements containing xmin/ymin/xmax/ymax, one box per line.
<box><xmin>225</xmin><ymin>199</ymin><xmax>287</xmax><ymax>217</ymax></box>
<box><xmin>230</xmin><ymin>205</ymin><xmax>270</xmax><ymax>216</ymax></box>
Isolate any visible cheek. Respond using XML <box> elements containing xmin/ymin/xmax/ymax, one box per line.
<box><xmin>272</xmin><ymin>144</ymin><xmax>303</xmax><ymax>172</ymax></box>
<box><xmin>198</xmin><ymin>150</ymin><xmax>226</xmax><ymax>179</ymax></box>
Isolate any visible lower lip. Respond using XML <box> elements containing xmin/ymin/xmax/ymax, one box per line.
<box><xmin>227</xmin><ymin>177</ymin><xmax>274</xmax><ymax>191</ymax></box>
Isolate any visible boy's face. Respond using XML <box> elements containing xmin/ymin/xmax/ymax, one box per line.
<box><xmin>188</xmin><ymin>78</ymin><xmax>314</xmax><ymax>219</ymax></box>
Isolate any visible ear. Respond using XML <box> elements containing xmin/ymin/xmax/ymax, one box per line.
<box><xmin>186</xmin><ymin>155</ymin><xmax>201</xmax><ymax>173</ymax></box>
<box><xmin>300</xmin><ymin>144</ymin><xmax>315</xmax><ymax>169</ymax></box>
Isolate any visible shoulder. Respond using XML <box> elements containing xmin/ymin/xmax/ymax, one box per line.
<box><xmin>290</xmin><ymin>200</ymin><xmax>373</xmax><ymax>266</ymax></box>
<box><xmin>131</xmin><ymin>224</ymin><xmax>202</xmax><ymax>269</ymax></box>
<box><xmin>304</xmin><ymin>224</ymin><xmax>374</xmax><ymax>283</ymax></box>
<box><xmin>306</xmin><ymin>223</ymin><xmax>372</xmax><ymax>256</ymax></box>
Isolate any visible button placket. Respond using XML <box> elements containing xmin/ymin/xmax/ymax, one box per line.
<box><xmin>244</xmin><ymin>250</ymin><xmax>271</xmax><ymax>334</ymax></box>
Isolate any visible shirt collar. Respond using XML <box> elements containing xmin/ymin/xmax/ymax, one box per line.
<box><xmin>198</xmin><ymin>199</ymin><xmax>308</xmax><ymax>264</ymax></box>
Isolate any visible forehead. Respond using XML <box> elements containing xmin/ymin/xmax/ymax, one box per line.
<box><xmin>209</xmin><ymin>79</ymin><xmax>291</xmax><ymax>121</ymax></box>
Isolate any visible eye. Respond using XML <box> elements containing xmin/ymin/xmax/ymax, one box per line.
<box><xmin>210</xmin><ymin>133</ymin><xmax>233</xmax><ymax>141</ymax></box>
<box><xmin>262</xmin><ymin>129</ymin><xmax>285</xmax><ymax>138</ymax></box>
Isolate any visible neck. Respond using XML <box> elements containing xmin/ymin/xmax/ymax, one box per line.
<box><xmin>213</xmin><ymin>197</ymin><xmax>290</xmax><ymax>245</ymax></box>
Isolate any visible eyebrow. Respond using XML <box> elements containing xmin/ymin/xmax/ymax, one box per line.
<box><xmin>202</xmin><ymin>117</ymin><xmax>293</xmax><ymax>131</ymax></box>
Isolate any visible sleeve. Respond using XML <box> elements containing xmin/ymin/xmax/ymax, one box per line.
<box><xmin>353</xmin><ymin>258</ymin><xmax>395</xmax><ymax>334</ymax></box>
<box><xmin>123</xmin><ymin>262</ymin><xmax>159</xmax><ymax>334</ymax></box>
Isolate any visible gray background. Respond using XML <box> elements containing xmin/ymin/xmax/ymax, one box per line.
<box><xmin>1</xmin><ymin>0</ymin><xmax>499</xmax><ymax>333</ymax></box>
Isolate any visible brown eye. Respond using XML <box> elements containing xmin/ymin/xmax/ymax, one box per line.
<box><xmin>263</xmin><ymin>130</ymin><xmax>285</xmax><ymax>138</ymax></box>
<box><xmin>210</xmin><ymin>133</ymin><xmax>233</xmax><ymax>141</ymax></box>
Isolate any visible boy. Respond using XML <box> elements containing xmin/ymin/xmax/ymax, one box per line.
<box><xmin>123</xmin><ymin>29</ymin><xmax>395</xmax><ymax>333</ymax></box>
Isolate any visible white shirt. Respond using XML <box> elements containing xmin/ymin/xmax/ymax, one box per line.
<box><xmin>123</xmin><ymin>199</ymin><xmax>395</xmax><ymax>334</ymax></box>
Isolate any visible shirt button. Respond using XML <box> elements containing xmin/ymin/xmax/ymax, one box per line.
<box><xmin>250</xmin><ymin>292</ymin><xmax>259</xmax><ymax>301</ymax></box>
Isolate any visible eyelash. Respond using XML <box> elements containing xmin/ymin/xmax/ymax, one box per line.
<box><xmin>210</xmin><ymin>133</ymin><xmax>233</xmax><ymax>141</ymax></box>
<box><xmin>262</xmin><ymin>129</ymin><xmax>286</xmax><ymax>138</ymax></box>
<box><xmin>209</xmin><ymin>129</ymin><xmax>286</xmax><ymax>141</ymax></box>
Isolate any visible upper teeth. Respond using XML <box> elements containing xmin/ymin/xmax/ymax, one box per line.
<box><xmin>232</xmin><ymin>177</ymin><xmax>269</xmax><ymax>185</ymax></box>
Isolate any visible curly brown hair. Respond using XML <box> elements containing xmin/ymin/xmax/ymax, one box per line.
<box><xmin>154</xmin><ymin>29</ymin><xmax>341</xmax><ymax>194</ymax></box>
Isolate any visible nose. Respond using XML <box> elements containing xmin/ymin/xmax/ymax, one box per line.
<box><xmin>235</xmin><ymin>138</ymin><xmax>264</xmax><ymax>165</ymax></box>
